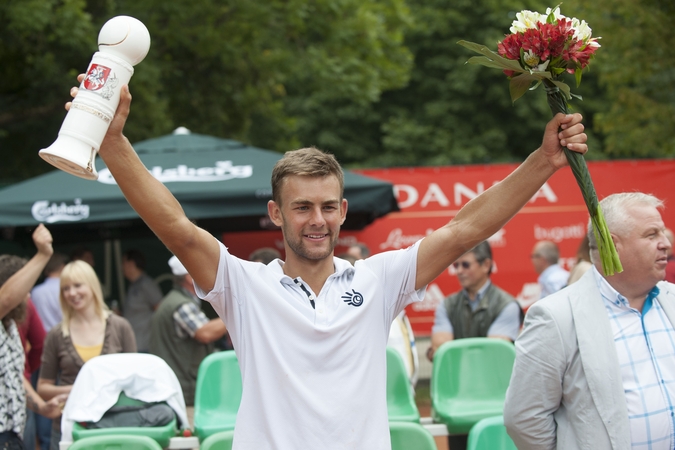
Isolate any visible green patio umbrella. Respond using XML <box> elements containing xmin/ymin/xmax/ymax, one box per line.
<box><xmin>0</xmin><ymin>130</ymin><xmax>398</xmax><ymax>243</ymax></box>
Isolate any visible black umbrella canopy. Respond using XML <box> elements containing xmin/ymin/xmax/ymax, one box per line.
<box><xmin>0</xmin><ymin>130</ymin><xmax>399</xmax><ymax>243</ymax></box>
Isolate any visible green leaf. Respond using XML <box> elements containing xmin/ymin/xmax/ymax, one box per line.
<box><xmin>551</xmin><ymin>80</ymin><xmax>573</xmax><ymax>100</ymax></box>
<box><xmin>466</xmin><ymin>56</ymin><xmax>526</xmax><ymax>73</ymax></box>
<box><xmin>457</xmin><ymin>40</ymin><xmax>524</xmax><ymax>72</ymax></box>
<box><xmin>509</xmin><ymin>73</ymin><xmax>541</xmax><ymax>103</ymax></box>
<box><xmin>529</xmin><ymin>70</ymin><xmax>552</xmax><ymax>80</ymax></box>
<box><xmin>529</xmin><ymin>79</ymin><xmax>543</xmax><ymax>92</ymax></box>
<box><xmin>575</xmin><ymin>67</ymin><xmax>583</xmax><ymax>87</ymax></box>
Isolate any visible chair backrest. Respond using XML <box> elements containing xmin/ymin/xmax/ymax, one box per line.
<box><xmin>200</xmin><ymin>430</ymin><xmax>235</xmax><ymax>450</ymax></box>
<box><xmin>386</xmin><ymin>346</ymin><xmax>420</xmax><ymax>422</ymax></box>
<box><xmin>467</xmin><ymin>416</ymin><xmax>517</xmax><ymax>450</ymax></box>
<box><xmin>195</xmin><ymin>350</ymin><xmax>242</xmax><ymax>413</ymax></box>
<box><xmin>389</xmin><ymin>421</ymin><xmax>437</xmax><ymax>450</ymax></box>
<box><xmin>67</xmin><ymin>434</ymin><xmax>162</xmax><ymax>450</ymax></box>
<box><xmin>431</xmin><ymin>338</ymin><xmax>516</xmax><ymax>405</ymax></box>
<box><xmin>194</xmin><ymin>350</ymin><xmax>242</xmax><ymax>440</ymax></box>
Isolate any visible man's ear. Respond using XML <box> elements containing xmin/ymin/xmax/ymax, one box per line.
<box><xmin>268</xmin><ymin>200</ymin><xmax>283</xmax><ymax>227</ymax></box>
<box><xmin>610</xmin><ymin>233</ymin><xmax>621</xmax><ymax>251</ymax></box>
<box><xmin>340</xmin><ymin>198</ymin><xmax>348</xmax><ymax>225</ymax></box>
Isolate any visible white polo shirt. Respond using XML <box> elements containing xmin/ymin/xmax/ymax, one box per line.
<box><xmin>196</xmin><ymin>240</ymin><xmax>425</xmax><ymax>450</ymax></box>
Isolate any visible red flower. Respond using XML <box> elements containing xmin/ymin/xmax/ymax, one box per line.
<box><xmin>498</xmin><ymin>34</ymin><xmax>523</xmax><ymax>60</ymax></box>
<box><xmin>521</xmin><ymin>27</ymin><xmax>549</xmax><ymax>61</ymax></box>
<box><xmin>563</xmin><ymin>41</ymin><xmax>598</xmax><ymax>71</ymax></box>
<box><xmin>543</xmin><ymin>20</ymin><xmax>574</xmax><ymax>58</ymax></box>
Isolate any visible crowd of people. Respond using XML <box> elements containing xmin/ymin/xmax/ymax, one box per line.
<box><xmin>0</xmin><ymin>72</ymin><xmax>673</xmax><ymax>450</ymax></box>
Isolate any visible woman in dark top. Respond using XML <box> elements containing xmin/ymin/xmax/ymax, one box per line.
<box><xmin>38</xmin><ymin>260</ymin><xmax>136</xmax><ymax>449</ymax></box>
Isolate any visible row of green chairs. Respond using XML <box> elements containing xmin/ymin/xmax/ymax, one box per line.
<box><xmin>67</xmin><ymin>337</ymin><xmax>515</xmax><ymax>448</ymax></box>
<box><xmin>67</xmin><ymin>432</ymin><xmax>234</xmax><ymax>450</ymax></box>
<box><xmin>196</xmin><ymin>420</ymin><xmax>517</xmax><ymax>450</ymax></box>
<box><xmin>192</xmin><ymin>347</ymin><xmax>421</xmax><ymax>442</ymax></box>
<box><xmin>66</xmin><ymin>418</ymin><xmax>513</xmax><ymax>450</ymax></box>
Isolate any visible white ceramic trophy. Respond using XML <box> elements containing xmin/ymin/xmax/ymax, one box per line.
<box><xmin>39</xmin><ymin>16</ymin><xmax>151</xmax><ymax>180</ymax></box>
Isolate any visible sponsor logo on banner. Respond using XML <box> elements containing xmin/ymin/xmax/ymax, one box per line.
<box><xmin>379</xmin><ymin>228</ymin><xmax>435</xmax><ymax>251</ymax></box>
<box><xmin>98</xmin><ymin>161</ymin><xmax>253</xmax><ymax>185</ymax></box>
<box><xmin>533</xmin><ymin>223</ymin><xmax>586</xmax><ymax>243</ymax></box>
<box><xmin>394</xmin><ymin>181</ymin><xmax>558</xmax><ymax>209</ymax></box>
<box><xmin>411</xmin><ymin>283</ymin><xmax>444</xmax><ymax>312</ymax></box>
<box><xmin>31</xmin><ymin>199</ymin><xmax>90</xmax><ymax>223</ymax></box>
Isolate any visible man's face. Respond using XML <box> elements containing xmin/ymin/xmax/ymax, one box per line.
<box><xmin>268</xmin><ymin>175</ymin><xmax>347</xmax><ymax>263</ymax></box>
<box><xmin>346</xmin><ymin>246</ymin><xmax>363</xmax><ymax>260</ymax></box>
<box><xmin>613</xmin><ymin>204</ymin><xmax>671</xmax><ymax>286</ymax></box>
<box><xmin>530</xmin><ymin>243</ymin><xmax>547</xmax><ymax>275</ymax></box>
<box><xmin>121</xmin><ymin>258</ymin><xmax>134</xmax><ymax>280</ymax></box>
<box><xmin>453</xmin><ymin>252</ymin><xmax>491</xmax><ymax>293</ymax></box>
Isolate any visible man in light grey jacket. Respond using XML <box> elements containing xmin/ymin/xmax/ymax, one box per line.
<box><xmin>504</xmin><ymin>192</ymin><xmax>675</xmax><ymax>450</ymax></box>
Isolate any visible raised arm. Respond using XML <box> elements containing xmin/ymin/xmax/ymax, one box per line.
<box><xmin>71</xmin><ymin>80</ymin><xmax>220</xmax><ymax>292</ymax></box>
<box><xmin>0</xmin><ymin>224</ymin><xmax>53</xmax><ymax>319</ymax></box>
<box><xmin>414</xmin><ymin>113</ymin><xmax>587</xmax><ymax>289</ymax></box>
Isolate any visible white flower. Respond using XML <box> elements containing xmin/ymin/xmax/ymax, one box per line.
<box><xmin>534</xmin><ymin>59</ymin><xmax>550</xmax><ymax>73</ymax></box>
<box><xmin>523</xmin><ymin>50</ymin><xmax>540</xmax><ymax>68</ymax></box>
<box><xmin>510</xmin><ymin>10</ymin><xmax>543</xmax><ymax>33</ymax></box>
<box><xmin>572</xmin><ymin>19</ymin><xmax>593</xmax><ymax>42</ymax></box>
<box><xmin>544</xmin><ymin>7</ymin><xmax>566</xmax><ymax>22</ymax></box>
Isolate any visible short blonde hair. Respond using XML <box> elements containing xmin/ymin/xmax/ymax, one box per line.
<box><xmin>270</xmin><ymin>147</ymin><xmax>344</xmax><ymax>205</ymax></box>
<box><xmin>59</xmin><ymin>260</ymin><xmax>109</xmax><ymax>336</ymax></box>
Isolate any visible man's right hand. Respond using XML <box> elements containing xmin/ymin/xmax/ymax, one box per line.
<box><xmin>66</xmin><ymin>74</ymin><xmax>132</xmax><ymax>158</ymax></box>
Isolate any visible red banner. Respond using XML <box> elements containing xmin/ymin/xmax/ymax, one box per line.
<box><xmin>223</xmin><ymin>160</ymin><xmax>675</xmax><ymax>336</ymax></box>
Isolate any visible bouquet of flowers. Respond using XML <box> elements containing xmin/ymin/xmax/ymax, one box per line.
<box><xmin>458</xmin><ymin>6</ymin><xmax>622</xmax><ymax>275</ymax></box>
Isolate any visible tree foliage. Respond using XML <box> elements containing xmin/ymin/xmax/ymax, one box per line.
<box><xmin>0</xmin><ymin>0</ymin><xmax>413</xmax><ymax>182</ymax></box>
<box><xmin>564</xmin><ymin>0</ymin><xmax>675</xmax><ymax>158</ymax></box>
<box><xmin>292</xmin><ymin>0</ymin><xmax>611</xmax><ymax>168</ymax></box>
<box><xmin>0</xmin><ymin>0</ymin><xmax>94</xmax><ymax>184</ymax></box>
<box><xmin>0</xmin><ymin>0</ymin><xmax>672</xmax><ymax>186</ymax></box>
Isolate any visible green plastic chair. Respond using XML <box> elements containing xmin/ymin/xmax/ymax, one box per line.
<box><xmin>200</xmin><ymin>430</ymin><xmax>235</xmax><ymax>450</ymax></box>
<box><xmin>386</xmin><ymin>346</ymin><xmax>420</xmax><ymax>422</ymax></box>
<box><xmin>389</xmin><ymin>421</ymin><xmax>437</xmax><ymax>450</ymax></box>
<box><xmin>467</xmin><ymin>416</ymin><xmax>517</xmax><ymax>450</ymax></box>
<box><xmin>431</xmin><ymin>338</ymin><xmax>516</xmax><ymax>435</ymax></box>
<box><xmin>68</xmin><ymin>434</ymin><xmax>162</xmax><ymax>450</ymax></box>
<box><xmin>194</xmin><ymin>350</ymin><xmax>242</xmax><ymax>441</ymax></box>
<box><xmin>71</xmin><ymin>392</ymin><xmax>177</xmax><ymax>448</ymax></box>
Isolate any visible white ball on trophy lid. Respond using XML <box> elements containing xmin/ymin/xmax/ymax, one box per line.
<box><xmin>39</xmin><ymin>16</ymin><xmax>151</xmax><ymax>180</ymax></box>
<box><xmin>98</xmin><ymin>16</ymin><xmax>151</xmax><ymax>66</ymax></box>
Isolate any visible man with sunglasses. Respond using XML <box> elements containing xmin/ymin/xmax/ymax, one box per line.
<box><xmin>426</xmin><ymin>241</ymin><xmax>521</xmax><ymax>361</ymax></box>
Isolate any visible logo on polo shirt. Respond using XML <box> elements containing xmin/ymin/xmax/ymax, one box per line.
<box><xmin>341</xmin><ymin>289</ymin><xmax>364</xmax><ymax>307</ymax></box>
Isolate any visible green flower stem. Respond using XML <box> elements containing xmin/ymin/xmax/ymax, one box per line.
<box><xmin>543</xmin><ymin>79</ymin><xmax>622</xmax><ymax>276</ymax></box>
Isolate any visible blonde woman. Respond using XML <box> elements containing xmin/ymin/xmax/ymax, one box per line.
<box><xmin>38</xmin><ymin>260</ymin><xmax>136</xmax><ymax>449</ymax></box>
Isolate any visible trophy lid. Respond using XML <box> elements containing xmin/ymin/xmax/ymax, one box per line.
<box><xmin>98</xmin><ymin>16</ymin><xmax>151</xmax><ymax>66</ymax></box>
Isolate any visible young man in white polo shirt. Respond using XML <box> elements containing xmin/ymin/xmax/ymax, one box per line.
<box><xmin>69</xmin><ymin>78</ymin><xmax>588</xmax><ymax>449</ymax></box>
